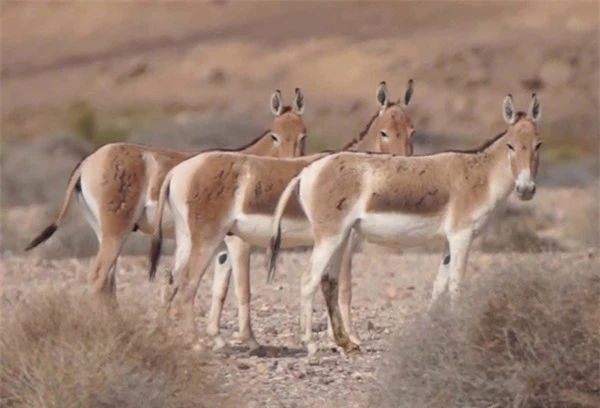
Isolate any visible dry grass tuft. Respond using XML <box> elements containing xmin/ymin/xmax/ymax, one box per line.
<box><xmin>1</xmin><ymin>287</ymin><xmax>228</xmax><ymax>408</ymax></box>
<box><xmin>375</xmin><ymin>257</ymin><xmax>600</xmax><ymax>408</ymax></box>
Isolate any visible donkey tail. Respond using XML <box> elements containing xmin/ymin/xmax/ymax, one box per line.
<box><xmin>266</xmin><ymin>175</ymin><xmax>302</xmax><ymax>284</ymax></box>
<box><xmin>25</xmin><ymin>158</ymin><xmax>85</xmax><ymax>251</ymax></box>
<box><xmin>148</xmin><ymin>169</ymin><xmax>174</xmax><ymax>281</ymax></box>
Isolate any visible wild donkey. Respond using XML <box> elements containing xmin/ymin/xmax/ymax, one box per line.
<box><xmin>148</xmin><ymin>80</ymin><xmax>416</xmax><ymax>350</ymax></box>
<box><xmin>25</xmin><ymin>89</ymin><xmax>307</xmax><ymax>301</ymax></box>
<box><xmin>268</xmin><ymin>93</ymin><xmax>542</xmax><ymax>355</ymax></box>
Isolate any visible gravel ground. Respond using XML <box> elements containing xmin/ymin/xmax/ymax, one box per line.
<box><xmin>2</xmin><ymin>249</ymin><xmax>597</xmax><ymax>407</ymax></box>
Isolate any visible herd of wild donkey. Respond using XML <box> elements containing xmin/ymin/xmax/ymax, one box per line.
<box><xmin>25</xmin><ymin>80</ymin><xmax>543</xmax><ymax>356</ymax></box>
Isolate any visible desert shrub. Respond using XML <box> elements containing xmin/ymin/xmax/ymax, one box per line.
<box><xmin>65</xmin><ymin>100</ymin><xmax>130</xmax><ymax>147</ymax></box>
<box><xmin>375</xmin><ymin>255</ymin><xmax>600</xmax><ymax>408</ymax></box>
<box><xmin>0</xmin><ymin>287</ymin><xmax>229</xmax><ymax>408</ymax></box>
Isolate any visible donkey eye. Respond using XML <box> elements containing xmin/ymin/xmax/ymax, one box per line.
<box><xmin>271</xmin><ymin>134</ymin><xmax>279</xmax><ymax>143</ymax></box>
<box><xmin>380</xmin><ymin>130</ymin><xmax>389</xmax><ymax>138</ymax></box>
<box><xmin>535</xmin><ymin>141</ymin><xmax>543</xmax><ymax>151</ymax></box>
<box><xmin>506</xmin><ymin>143</ymin><xmax>515</xmax><ymax>152</ymax></box>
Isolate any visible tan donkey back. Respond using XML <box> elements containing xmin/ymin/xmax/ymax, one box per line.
<box><xmin>148</xmin><ymin>80</ymin><xmax>419</xmax><ymax>350</ymax></box>
<box><xmin>269</xmin><ymin>93</ymin><xmax>542</xmax><ymax>355</ymax></box>
<box><xmin>24</xmin><ymin>88</ymin><xmax>307</xmax><ymax>303</ymax></box>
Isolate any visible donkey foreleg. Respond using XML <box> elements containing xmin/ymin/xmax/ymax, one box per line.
<box><xmin>447</xmin><ymin>229</ymin><xmax>474</xmax><ymax>311</ymax></box>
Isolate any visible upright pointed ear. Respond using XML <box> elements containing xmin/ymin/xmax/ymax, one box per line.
<box><xmin>292</xmin><ymin>87</ymin><xmax>305</xmax><ymax>115</ymax></box>
<box><xmin>402</xmin><ymin>78</ymin><xmax>414</xmax><ymax>106</ymax></box>
<box><xmin>528</xmin><ymin>93</ymin><xmax>541</xmax><ymax>123</ymax></box>
<box><xmin>270</xmin><ymin>90</ymin><xmax>284</xmax><ymax>116</ymax></box>
<box><xmin>376</xmin><ymin>81</ymin><xmax>389</xmax><ymax>111</ymax></box>
<box><xmin>502</xmin><ymin>93</ymin><xmax>516</xmax><ymax>125</ymax></box>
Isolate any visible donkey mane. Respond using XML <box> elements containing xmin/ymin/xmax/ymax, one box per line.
<box><xmin>341</xmin><ymin>102</ymin><xmax>399</xmax><ymax>150</ymax></box>
<box><xmin>201</xmin><ymin>106</ymin><xmax>296</xmax><ymax>154</ymax></box>
<box><xmin>442</xmin><ymin>111</ymin><xmax>528</xmax><ymax>155</ymax></box>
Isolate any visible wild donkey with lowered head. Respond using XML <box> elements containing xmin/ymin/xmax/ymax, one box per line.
<box><xmin>148</xmin><ymin>80</ymin><xmax>416</xmax><ymax>350</ymax></box>
<box><xmin>268</xmin><ymin>93</ymin><xmax>542</xmax><ymax>355</ymax></box>
<box><xmin>25</xmin><ymin>89</ymin><xmax>307</xmax><ymax>302</ymax></box>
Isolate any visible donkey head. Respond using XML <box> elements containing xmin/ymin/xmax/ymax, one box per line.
<box><xmin>502</xmin><ymin>93</ymin><xmax>542</xmax><ymax>201</ymax></box>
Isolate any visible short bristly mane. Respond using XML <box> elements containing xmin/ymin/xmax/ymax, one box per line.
<box><xmin>341</xmin><ymin>102</ymin><xmax>398</xmax><ymax>150</ymax></box>
<box><xmin>203</xmin><ymin>106</ymin><xmax>295</xmax><ymax>154</ymax></box>
<box><xmin>442</xmin><ymin>111</ymin><xmax>527</xmax><ymax>155</ymax></box>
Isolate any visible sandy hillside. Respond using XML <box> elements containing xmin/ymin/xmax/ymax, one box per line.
<box><xmin>0</xmin><ymin>3</ymin><xmax>599</xmax><ymax>407</ymax></box>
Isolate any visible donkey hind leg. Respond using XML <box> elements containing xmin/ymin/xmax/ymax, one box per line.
<box><xmin>206</xmin><ymin>241</ymin><xmax>232</xmax><ymax>351</ymax></box>
<box><xmin>327</xmin><ymin>231</ymin><xmax>361</xmax><ymax>345</ymax></box>
<box><xmin>228</xmin><ymin>237</ymin><xmax>259</xmax><ymax>349</ymax></box>
<box><xmin>319</xmin><ymin>234</ymin><xmax>359</xmax><ymax>355</ymax></box>
<box><xmin>169</xmin><ymin>238</ymin><xmax>223</xmax><ymax>343</ymax></box>
<box><xmin>301</xmin><ymin>233</ymin><xmax>356</xmax><ymax>356</ymax></box>
<box><xmin>447</xmin><ymin>229</ymin><xmax>474</xmax><ymax>311</ymax></box>
<box><xmin>76</xmin><ymin>190</ymin><xmax>125</xmax><ymax>308</ymax></box>
<box><xmin>429</xmin><ymin>239</ymin><xmax>451</xmax><ymax>310</ymax></box>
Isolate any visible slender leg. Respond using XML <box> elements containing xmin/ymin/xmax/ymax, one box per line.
<box><xmin>228</xmin><ymin>237</ymin><xmax>259</xmax><ymax>348</ymax></box>
<box><xmin>447</xmin><ymin>229</ymin><xmax>474</xmax><ymax>311</ymax></box>
<box><xmin>169</xmin><ymin>238</ymin><xmax>222</xmax><ymax>341</ymax></box>
<box><xmin>327</xmin><ymin>231</ymin><xmax>361</xmax><ymax>345</ymax></box>
<box><xmin>429</xmin><ymin>239</ymin><xmax>451</xmax><ymax>309</ymax></box>
<box><xmin>319</xmin><ymin>235</ymin><xmax>360</xmax><ymax>354</ymax></box>
<box><xmin>206</xmin><ymin>244</ymin><xmax>232</xmax><ymax>350</ymax></box>
<box><xmin>301</xmin><ymin>234</ymin><xmax>356</xmax><ymax>356</ymax></box>
<box><xmin>88</xmin><ymin>235</ymin><xmax>126</xmax><ymax>302</ymax></box>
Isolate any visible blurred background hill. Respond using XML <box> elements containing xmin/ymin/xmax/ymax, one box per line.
<box><xmin>1</xmin><ymin>1</ymin><xmax>598</xmax><ymax>258</ymax></box>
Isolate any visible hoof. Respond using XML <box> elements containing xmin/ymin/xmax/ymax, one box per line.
<box><xmin>349</xmin><ymin>333</ymin><xmax>362</xmax><ymax>346</ymax></box>
<box><xmin>306</xmin><ymin>342</ymin><xmax>318</xmax><ymax>357</ymax></box>
<box><xmin>342</xmin><ymin>341</ymin><xmax>361</xmax><ymax>355</ymax></box>
<box><xmin>211</xmin><ymin>336</ymin><xmax>227</xmax><ymax>352</ymax></box>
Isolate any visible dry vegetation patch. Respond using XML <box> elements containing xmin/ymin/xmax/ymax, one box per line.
<box><xmin>375</xmin><ymin>255</ymin><xmax>600</xmax><ymax>408</ymax></box>
<box><xmin>0</xmin><ymin>287</ymin><xmax>230</xmax><ymax>408</ymax></box>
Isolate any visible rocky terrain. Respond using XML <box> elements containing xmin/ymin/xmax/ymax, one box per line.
<box><xmin>1</xmin><ymin>2</ymin><xmax>598</xmax><ymax>407</ymax></box>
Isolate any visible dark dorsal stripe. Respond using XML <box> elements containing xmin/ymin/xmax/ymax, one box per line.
<box><xmin>199</xmin><ymin>106</ymin><xmax>297</xmax><ymax>155</ymax></box>
<box><xmin>341</xmin><ymin>102</ymin><xmax>399</xmax><ymax>150</ymax></box>
<box><xmin>442</xmin><ymin>111</ymin><xmax>528</xmax><ymax>155</ymax></box>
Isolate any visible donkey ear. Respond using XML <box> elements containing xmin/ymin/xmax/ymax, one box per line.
<box><xmin>502</xmin><ymin>93</ymin><xmax>516</xmax><ymax>125</ymax></box>
<box><xmin>292</xmin><ymin>87</ymin><xmax>305</xmax><ymax>115</ymax></box>
<box><xmin>376</xmin><ymin>81</ymin><xmax>389</xmax><ymax>110</ymax></box>
<box><xmin>528</xmin><ymin>93</ymin><xmax>541</xmax><ymax>122</ymax></box>
<box><xmin>270</xmin><ymin>90</ymin><xmax>284</xmax><ymax>116</ymax></box>
<box><xmin>402</xmin><ymin>78</ymin><xmax>414</xmax><ymax>106</ymax></box>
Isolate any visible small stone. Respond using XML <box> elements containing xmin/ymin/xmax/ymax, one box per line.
<box><xmin>236</xmin><ymin>362</ymin><xmax>251</xmax><ymax>370</ymax></box>
<box><xmin>320</xmin><ymin>377</ymin><xmax>334</xmax><ymax>385</ymax></box>
<box><xmin>384</xmin><ymin>286</ymin><xmax>399</xmax><ymax>300</ymax></box>
<box><xmin>351</xmin><ymin>372</ymin><xmax>363</xmax><ymax>380</ymax></box>
<box><xmin>307</xmin><ymin>358</ymin><xmax>320</xmax><ymax>366</ymax></box>
<box><xmin>367</xmin><ymin>321</ymin><xmax>375</xmax><ymax>331</ymax></box>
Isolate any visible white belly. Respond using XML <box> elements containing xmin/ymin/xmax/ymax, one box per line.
<box><xmin>139</xmin><ymin>200</ymin><xmax>176</xmax><ymax>238</ymax></box>
<box><xmin>231</xmin><ymin>214</ymin><xmax>313</xmax><ymax>248</ymax></box>
<box><xmin>355</xmin><ymin>212</ymin><xmax>444</xmax><ymax>247</ymax></box>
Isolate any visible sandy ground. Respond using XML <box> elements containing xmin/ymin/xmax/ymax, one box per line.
<box><xmin>1</xmin><ymin>3</ymin><xmax>599</xmax><ymax>406</ymax></box>
<box><xmin>2</xmin><ymin>249</ymin><xmax>598</xmax><ymax>407</ymax></box>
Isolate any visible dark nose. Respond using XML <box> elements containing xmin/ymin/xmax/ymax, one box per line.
<box><xmin>531</xmin><ymin>185</ymin><xmax>536</xmax><ymax>195</ymax></box>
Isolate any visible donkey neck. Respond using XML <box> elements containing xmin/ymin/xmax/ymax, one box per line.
<box><xmin>346</xmin><ymin>128</ymin><xmax>379</xmax><ymax>152</ymax></box>
<box><xmin>240</xmin><ymin>131</ymin><xmax>275</xmax><ymax>155</ymax></box>
<box><xmin>477</xmin><ymin>130</ymin><xmax>516</xmax><ymax>203</ymax></box>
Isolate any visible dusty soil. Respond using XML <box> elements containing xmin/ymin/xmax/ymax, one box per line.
<box><xmin>1</xmin><ymin>1</ymin><xmax>598</xmax><ymax>258</ymax></box>
<box><xmin>2</xmin><ymin>250</ymin><xmax>598</xmax><ymax>407</ymax></box>
<box><xmin>0</xmin><ymin>3</ymin><xmax>599</xmax><ymax>406</ymax></box>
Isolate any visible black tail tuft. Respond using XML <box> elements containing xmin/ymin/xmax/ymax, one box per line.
<box><xmin>148</xmin><ymin>237</ymin><xmax>162</xmax><ymax>281</ymax></box>
<box><xmin>266</xmin><ymin>224</ymin><xmax>282</xmax><ymax>284</ymax></box>
<box><xmin>25</xmin><ymin>224</ymin><xmax>58</xmax><ymax>251</ymax></box>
